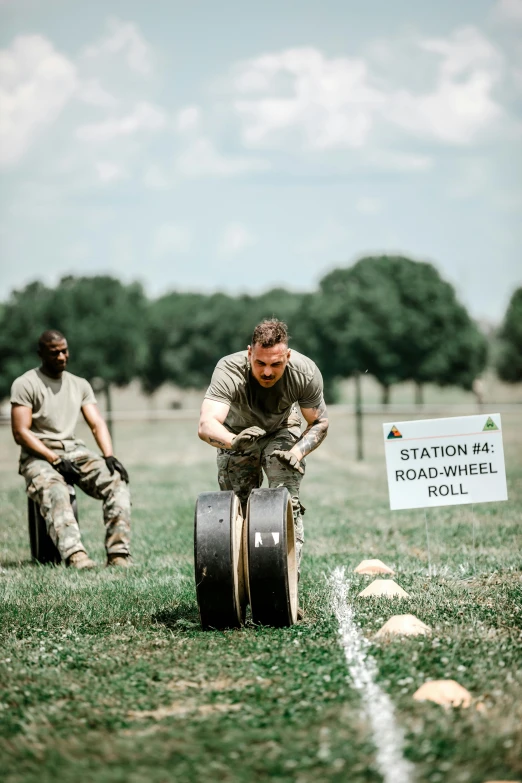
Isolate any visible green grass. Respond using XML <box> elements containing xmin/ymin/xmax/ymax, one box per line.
<box><xmin>0</xmin><ymin>412</ymin><xmax>521</xmax><ymax>783</ymax></box>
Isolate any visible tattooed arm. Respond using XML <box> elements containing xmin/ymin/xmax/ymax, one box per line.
<box><xmin>289</xmin><ymin>398</ymin><xmax>329</xmax><ymax>461</ymax></box>
<box><xmin>198</xmin><ymin>398</ymin><xmax>234</xmax><ymax>449</ymax></box>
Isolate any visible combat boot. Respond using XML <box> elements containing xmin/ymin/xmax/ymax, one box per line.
<box><xmin>107</xmin><ymin>553</ymin><xmax>133</xmax><ymax>568</ymax></box>
<box><xmin>66</xmin><ymin>551</ymin><xmax>97</xmax><ymax>569</ymax></box>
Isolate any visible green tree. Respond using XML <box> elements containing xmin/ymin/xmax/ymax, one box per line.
<box><xmin>0</xmin><ymin>281</ymin><xmax>55</xmax><ymax>400</ymax></box>
<box><xmin>317</xmin><ymin>256</ymin><xmax>487</xmax><ymax>404</ymax></box>
<box><xmin>140</xmin><ymin>288</ymin><xmax>309</xmax><ymax>397</ymax></box>
<box><xmin>236</xmin><ymin>289</ymin><xmax>309</xmax><ymax>351</ymax></box>
<box><xmin>49</xmin><ymin>276</ymin><xmax>149</xmax><ymax>432</ymax></box>
<box><xmin>0</xmin><ymin>276</ymin><xmax>149</xmax><ymax>435</ymax></box>
<box><xmin>141</xmin><ymin>292</ymin><xmax>247</xmax><ymax>394</ymax></box>
<box><xmin>233</xmin><ymin>288</ymin><xmax>339</xmax><ymax>401</ymax></box>
<box><xmin>497</xmin><ymin>287</ymin><xmax>522</xmax><ymax>383</ymax></box>
<box><xmin>48</xmin><ymin>276</ymin><xmax>148</xmax><ymax>384</ymax></box>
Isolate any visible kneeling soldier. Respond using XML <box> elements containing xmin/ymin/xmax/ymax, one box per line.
<box><xmin>10</xmin><ymin>330</ymin><xmax>132</xmax><ymax>569</ymax></box>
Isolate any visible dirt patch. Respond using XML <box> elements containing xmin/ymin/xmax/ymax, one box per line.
<box><xmin>167</xmin><ymin>676</ymin><xmax>269</xmax><ymax>692</ymax></box>
<box><xmin>128</xmin><ymin>700</ymin><xmax>242</xmax><ymax>721</ymax></box>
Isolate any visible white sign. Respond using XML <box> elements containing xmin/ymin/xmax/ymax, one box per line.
<box><xmin>383</xmin><ymin>413</ymin><xmax>508</xmax><ymax>510</ymax></box>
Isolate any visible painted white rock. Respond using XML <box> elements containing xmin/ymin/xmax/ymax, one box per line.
<box><xmin>354</xmin><ymin>559</ymin><xmax>395</xmax><ymax>576</ymax></box>
<box><xmin>358</xmin><ymin>579</ymin><xmax>410</xmax><ymax>599</ymax></box>
<box><xmin>375</xmin><ymin>614</ymin><xmax>431</xmax><ymax>639</ymax></box>
<box><xmin>413</xmin><ymin>679</ymin><xmax>472</xmax><ymax>708</ymax></box>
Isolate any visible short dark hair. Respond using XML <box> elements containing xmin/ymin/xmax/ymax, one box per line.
<box><xmin>251</xmin><ymin>319</ymin><xmax>289</xmax><ymax>348</ymax></box>
<box><xmin>38</xmin><ymin>330</ymin><xmax>66</xmax><ymax>351</ymax></box>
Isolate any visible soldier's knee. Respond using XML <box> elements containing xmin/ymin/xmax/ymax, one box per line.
<box><xmin>102</xmin><ymin>469</ymin><xmax>131</xmax><ymax>500</ymax></box>
<box><xmin>48</xmin><ymin>479</ymin><xmax>72</xmax><ymax>499</ymax></box>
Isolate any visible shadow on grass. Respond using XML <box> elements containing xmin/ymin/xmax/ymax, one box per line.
<box><xmin>152</xmin><ymin>602</ymin><xmax>200</xmax><ymax>629</ymax></box>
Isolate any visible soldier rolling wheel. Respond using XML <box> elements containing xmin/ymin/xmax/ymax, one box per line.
<box><xmin>194</xmin><ymin>490</ymin><xmax>247</xmax><ymax>630</ymax></box>
<box><xmin>197</xmin><ymin>319</ymin><xmax>329</xmax><ymax>594</ymax></box>
<box><xmin>247</xmin><ymin>486</ymin><xmax>298</xmax><ymax>627</ymax></box>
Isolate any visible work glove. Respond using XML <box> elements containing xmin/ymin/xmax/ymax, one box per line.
<box><xmin>104</xmin><ymin>456</ymin><xmax>130</xmax><ymax>483</ymax></box>
<box><xmin>53</xmin><ymin>458</ymin><xmax>82</xmax><ymax>485</ymax></box>
<box><xmin>272</xmin><ymin>449</ymin><xmax>305</xmax><ymax>475</ymax></box>
<box><xmin>230</xmin><ymin>426</ymin><xmax>266</xmax><ymax>451</ymax></box>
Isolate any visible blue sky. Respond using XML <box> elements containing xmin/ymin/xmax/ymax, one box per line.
<box><xmin>1</xmin><ymin>0</ymin><xmax>521</xmax><ymax>322</ymax></box>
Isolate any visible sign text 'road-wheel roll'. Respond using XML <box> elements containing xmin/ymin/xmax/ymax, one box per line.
<box><xmin>383</xmin><ymin>414</ymin><xmax>508</xmax><ymax>510</ymax></box>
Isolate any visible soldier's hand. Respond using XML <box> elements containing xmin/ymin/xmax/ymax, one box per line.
<box><xmin>53</xmin><ymin>458</ymin><xmax>82</xmax><ymax>485</ymax></box>
<box><xmin>104</xmin><ymin>456</ymin><xmax>130</xmax><ymax>483</ymax></box>
<box><xmin>231</xmin><ymin>426</ymin><xmax>266</xmax><ymax>451</ymax></box>
<box><xmin>271</xmin><ymin>449</ymin><xmax>305</xmax><ymax>474</ymax></box>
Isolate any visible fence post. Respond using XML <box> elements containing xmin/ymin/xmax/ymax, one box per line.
<box><xmin>355</xmin><ymin>370</ymin><xmax>363</xmax><ymax>461</ymax></box>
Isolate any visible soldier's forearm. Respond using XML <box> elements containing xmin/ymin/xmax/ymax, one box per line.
<box><xmin>198</xmin><ymin>419</ymin><xmax>235</xmax><ymax>449</ymax></box>
<box><xmin>13</xmin><ymin>429</ymin><xmax>57</xmax><ymax>463</ymax></box>
<box><xmin>90</xmin><ymin>420</ymin><xmax>113</xmax><ymax>457</ymax></box>
<box><xmin>291</xmin><ymin>419</ymin><xmax>329</xmax><ymax>460</ymax></box>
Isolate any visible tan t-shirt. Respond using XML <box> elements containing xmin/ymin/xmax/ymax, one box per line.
<box><xmin>204</xmin><ymin>349</ymin><xmax>324</xmax><ymax>434</ymax></box>
<box><xmin>10</xmin><ymin>368</ymin><xmax>96</xmax><ymax>451</ymax></box>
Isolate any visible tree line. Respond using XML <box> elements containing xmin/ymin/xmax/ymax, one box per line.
<box><xmin>0</xmin><ymin>256</ymin><xmax>520</xmax><ymax>408</ymax></box>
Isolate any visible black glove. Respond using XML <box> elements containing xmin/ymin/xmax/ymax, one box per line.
<box><xmin>104</xmin><ymin>456</ymin><xmax>129</xmax><ymax>483</ymax></box>
<box><xmin>230</xmin><ymin>426</ymin><xmax>266</xmax><ymax>451</ymax></box>
<box><xmin>272</xmin><ymin>449</ymin><xmax>305</xmax><ymax>475</ymax></box>
<box><xmin>53</xmin><ymin>458</ymin><xmax>82</xmax><ymax>485</ymax></box>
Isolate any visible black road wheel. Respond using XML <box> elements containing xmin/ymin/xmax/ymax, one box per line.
<box><xmin>194</xmin><ymin>491</ymin><xmax>247</xmax><ymax>630</ymax></box>
<box><xmin>247</xmin><ymin>487</ymin><xmax>298</xmax><ymax>627</ymax></box>
<box><xmin>28</xmin><ymin>485</ymin><xmax>78</xmax><ymax>565</ymax></box>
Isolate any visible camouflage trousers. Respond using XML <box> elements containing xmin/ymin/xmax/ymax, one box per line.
<box><xmin>21</xmin><ymin>442</ymin><xmax>131</xmax><ymax>561</ymax></box>
<box><xmin>217</xmin><ymin>428</ymin><xmax>305</xmax><ymax>570</ymax></box>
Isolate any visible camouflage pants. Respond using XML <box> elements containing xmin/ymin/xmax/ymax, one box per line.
<box><xmin>21</xmin><ymin>443</ymin><xmax>131</xmax><ymax>561</ymax></box>
<box><xmin>217</xmin><ymin>428</ymin><xmax>305</xmax><ymax>569</ymax></box>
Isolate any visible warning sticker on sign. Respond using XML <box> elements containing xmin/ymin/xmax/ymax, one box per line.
<box><xmin>382</xmin><ymin>413</ymin><xmax>508</xmax><ymax>510</ymax></box>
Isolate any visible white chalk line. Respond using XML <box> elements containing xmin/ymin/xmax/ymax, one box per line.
<box><xmin>329</xmin><ymin>567</ymin><xmax>413</xmax><ymax>783</ymax></box>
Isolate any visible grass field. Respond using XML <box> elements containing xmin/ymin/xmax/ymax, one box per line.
<box><xmin>0</xmin><ymin>410</ymin><xmax>521</xmax><ymax>783</ymax></box>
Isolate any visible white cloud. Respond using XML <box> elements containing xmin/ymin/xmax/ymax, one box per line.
<box><xmin>420</xmin><ymin>26</ymin><xmax>500</xmax><ymax>79</ymax></box>
<box><xmin>356</xmin><ymin>196</ymin><xmax>381</xmax><ymax>215</ymax></box>
<box><xmin>76</xmin><ymin>101</ymin><xmax>166</xmax><ymax>142</ymax></box>
<box><xmin>177</xmin><ymin>137</ymin><xmax>269</xmax><ymax>177</ymax></box>
<box><xmin>0</xmin><ymin>35</ymin><xmax>77</xmax><ymax>166</ymax></box>
<box><xmin>385</xmin><ymin>28</ymin><xmax>503</xmax><ymax>144</ymax></box>
<box><xmin>493</xmin><ymin>0</ymin><xmax>522</xmax><ymax>22</ymax></box>
<box><xmin>219</xmin><ymin>223</ymin><xmax>255</xmax><ymax>255</ymax></box>
<box><xmin>77</xmin><ymin>79</ymin><xmax>116</xmax><ymax>108</ymax></box>
<box><xmin>233</xmin><ymin>47</ymin><xmax>383</xmax><ymax>150</ymax></box>
<box><xmin>95</xmin><ymin>160</ymin><xmax>127</xmax><ymax>183</ymax></box>
<box><xmin>83</xmin><ymin>17</ymin><xmax>153</xmax><ymax>74</ymax></box>
<box><xmin>176</xmin><ymin>105</ymin><xmax>201</xmax><ymax>133</ymax></box>
<box><xmin>231</xmin><ymin>29</ymin><xmax>504</xmax><ymax>152</ymax></box>
<box><xmin>152</xmin><ymin>223</ymin><xmax>191</xmax><ymax>256</ymax></box>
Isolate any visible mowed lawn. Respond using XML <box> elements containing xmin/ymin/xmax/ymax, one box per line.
<box><xmin>0</xmin><ymin>410</ymin><xmax>520</xmax><ymax>783</ymax></box>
